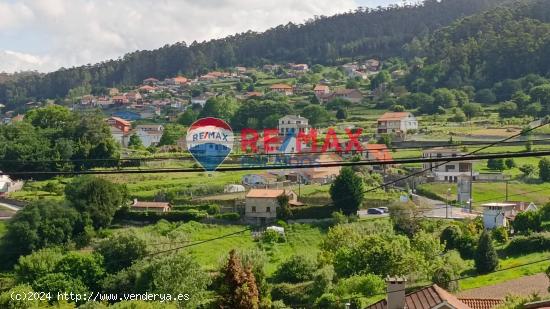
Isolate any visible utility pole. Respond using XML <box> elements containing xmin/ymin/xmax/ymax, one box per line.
<box><xmin>447</xmin><ymin>188</ymin><xmax>453</xmax><ymax>219</ymax></box>
<box><xmin>446</xmin><ymin>190</ymin><xmax>449</xmax><ymax>219</ymax></box>
<box><xmin>505</xmin><ymin>181</ymin><xmax>509</xmax><ymax>201</ymax></box>
<box><xmin>469</xmin><ymin>167</ymin><xmax>473</xmax><ymax>213</ymax></box>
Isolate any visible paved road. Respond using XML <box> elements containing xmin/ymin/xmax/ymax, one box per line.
<box><xmin>414</xmin><ymin>195</ymin><xmax>479</xmax><ymax>219</ymax></box>
<box><xmin>0</xmin><ymin>202</ymin><xmax>22</xmax><ymax>212</ymax></box>
<box><xmin>0</xmin><ymin>202</ymin><xmax>22</xmax><ymax>220</ymax></box>
<box><xmin>358</xmin><ymin>195</ymin><xmax>480</xmax><ymax>220</ymax></box>
<box><xmin>357</xmin><ymin>210</ymin><xmax>389</xmax><ymax>219</ymax></box>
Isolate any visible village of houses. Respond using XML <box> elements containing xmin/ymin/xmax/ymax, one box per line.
<box><xmin>1</xmin><ymin>58</ymin><xmax>544</xmax><ymax>232</ymax></box>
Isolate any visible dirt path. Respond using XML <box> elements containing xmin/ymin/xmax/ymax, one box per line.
<box><xmin>458</xmin><ymin>273</ymin><xmax>550</xmax><ymax>299</ymax></box>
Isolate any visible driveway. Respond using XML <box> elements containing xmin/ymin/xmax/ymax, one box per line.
<box><xmin>0</xmin><ymin>202</ymin><xmax>22</xmax><ymax>212</ymax></box>
<box><xmin>0</xmin><ymin>202</ymin><xmax>22</xmax><ymax>220</ymax></box>
<box><xmin>414</xmin><ymin>195</ymin><xmax>479</xmax><ymax>219</ymax></box>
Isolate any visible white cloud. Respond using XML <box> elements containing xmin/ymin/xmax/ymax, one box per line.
<box><xmin>0</xmin><ymin>50</ymin><xmax>51</xmax><ymax>73</ymax></box>
<box><xmin>0</xmin><ymin>0</ymin><xmax>402</xmax><ymax>73</ymax></box>
<box><xmin>0</xmin><ymin>2</ymin><xmax>34</xmax><ymax>30</ymax></box>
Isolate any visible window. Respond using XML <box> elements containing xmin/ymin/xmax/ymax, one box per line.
<box><xmin>266</xmin><ymin>207</ymin><xmax>271</xmax><ymax>213</ymax></box>
<box><xmin>252</xmin><ymin>206</ymin><xmax>256</xmax><ymax>213</ymax></box>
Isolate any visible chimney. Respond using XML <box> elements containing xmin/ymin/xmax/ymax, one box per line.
<box><xmin>386</xmin><ymin>276</ymin><xmax>407</xmax><ymax>309</ymax></box>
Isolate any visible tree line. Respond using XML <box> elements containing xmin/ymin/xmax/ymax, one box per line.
<box><xmin>0</xmin><ymin>0</ymin><xmax>502</xmax><ymax>109</ymax></box>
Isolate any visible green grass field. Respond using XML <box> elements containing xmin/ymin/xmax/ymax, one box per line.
<box><xmin>419</xmin><ymin>182</ymin><xmax>550</xmax><ymax>207</ymax></box>
<box><xmin>459</xmin><ymin>252</ymin><xmax>550</xmax><ymax>290</ymax></box>
<box><xmin>117</xmin><ymin>221</ymin><xmax>326</xmax><ymax>275</ymax></box>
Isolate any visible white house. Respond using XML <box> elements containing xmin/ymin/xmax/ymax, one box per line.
<box><xmin>278</xmin><ymin>115</ymin><xmax>310</xmax><ymax>136</ymax></box>
<box><xmin>482</xmin><ymin>203</ymin><xmax>517</xmax><ymax>229</ymax></box>
<box><xmin>135</xmin><ymin>125</ymin><xmax>164</xmax><ymax>147</ymax></box>
<box><xmin>242</xmin><ymin>174</ymin><xmax>278</xmax><ymax>186</ymax></box>
<box><xmin>422</xmin><ymin>148</ymin><xmax>479</xmax><ymax>183</ymax></box>
<box><xmin>482</xmin><ymin>202</ymin><xmax>538</xmax><ymax>229</ymax></box>
<box><xmin>224</xmin><ymin>184</ymin><xmax>246</xmax><ymax>193</ymax></box>
<box><xmin>190</xmin><ymin>94</ymin><xmax>212</xmax><ymax>107</ymax></box>
<box><xmin>376</xmin><ymin>112</ymin><xmax>418</xmax><ymax>135</ymax></box>
<box><xmin>0</xmin><ymin>173</ymin><xmax>23</xmax><ymax>196</ymax></box>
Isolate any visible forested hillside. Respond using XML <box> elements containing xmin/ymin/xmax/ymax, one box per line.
<box><xmin>0</xmin><ymin>0</ymin><xmax>502</xmax><ymax>108</ymax></box>
<box><xmin>406</xmin><ymin>0</ymin><xmax>550</xmax><ymax>92</ymax></box>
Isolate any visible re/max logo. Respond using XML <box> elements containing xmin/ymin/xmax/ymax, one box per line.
<box><xmin>192</xmin><ymin>131</ymin><xmax>230</xmax><ymax>142</ymax></box>
<box><xmin>239</xmin><ymin>128</ymin><xmax>364</xmax><ymax>154</ymax></box>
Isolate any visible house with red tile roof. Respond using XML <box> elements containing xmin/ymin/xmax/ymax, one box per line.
<box><xmin>139</xmin><ymin>85</ymin><xmax>157</xmax><ymax>92</ymax></box>
<box><xmin>163</xmin><ymin>76</ymin><xmax>189</xmax><ymax>85</ymax></box>
<box><xmin>143</xmin><ymin>77</ymin><xmax>159</xmax><ymax>85</ymax></box>
<box><xmin>270</xmin><ymin>84</ymin><xmax>294</xmax><ymax>96</ymax></box>
<box><xmin>366</xmin><ymin>278</ymin><xmax>503</xmax><ymax>309</ymax></box>
<box><xmin>377</xmin><ymin>112</ymin><xmax>418</xmax><ymax>135</ymax></box>
<box><xmin>314</xmin><ymin>84</ymin><xmax>330</xmax><ymax>97</ymax></box>
<box><xmin>245</xmin><ymin>189</ymin><xmax>298</xmax><ymax>224</ymax></box>
<box><xmin>298</xmin><ymin>153</ymin><xmax>342</xmax><ymax>185</ymax></box>
<box><xmin>131</xmin><ymin>199</ymin><xmax>171</xmax><ymax>213</ymax></box>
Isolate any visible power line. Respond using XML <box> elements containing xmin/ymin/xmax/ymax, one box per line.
<box><xmin>0</xmin><ymin>137</ymin><xmax>548</xmax><ymax>163</ymax></box>
<box><xmin>287</xmin><ymin>257</ymin><xmax>550</xmax><ymax>307</ymax></box>
<box><xmin>2</xmin><ymin>150</ymin><xmax>549</xmax><ymax>176</ymax></box>
<box><xmin>363</xmin><ymin>119</ymin><xmax>549</xmax><ymax>194</ymax></box>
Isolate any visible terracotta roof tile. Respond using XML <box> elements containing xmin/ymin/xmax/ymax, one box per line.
<box><xmin>378</xmin><ymin>112</ymin><xmax>413</xmax><ymax>121</ymax></box>
<box><xmin>270</xmin><ymin>84</ymin><xmax>293</xmax><ymax>89</ymax></box>
<box><xmin>365</xmin><ymin>285</ymin><xmax>497</xmax><ymax>309</ymax></box>
<box><xmin>246</xmin><ymin>189</ymin><xmax>286</xmax><ymax>198</ymax></box>
<box><xmin>132</xmin><ymin>201</ymin><xmax>170</xmax><ymax>208</ymax></box>
<box><xmin>459</xmin><ymin>298</ymin><xmax>503</xmax><ymax>309</ymax></box>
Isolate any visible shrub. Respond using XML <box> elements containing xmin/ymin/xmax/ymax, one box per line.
<box><xmin>440</xmin><ymin>225</ymin><xmax>462</xmax><ymax>250</ymax></box>
<box><xmin>512</xmin><ymin>211</ymin><xmax>541</xmax><ymax>235</ymax></box>
<box><xmin>311</xmin><ymin>266</ymin><xmax>335</xmax><ymax>297</ymax></box>
<box><xmin>506</xmin><ymin>232</ymin><xmax>550</xmax><ymax>255</ymax></box>
<box><xmin>214</xmin><ymin>212</ymin><xmax>241</xmax><ymax>221</ymax></box>
<box><xmin>115</xmin><ymin>209</ymin><xmax>208</xmax><ymax>223</ymax></box>
<box><xmin>314</xmin><ymin>293</ymin><xmax>340</xmax><ymax>309</ymax></box>
<box><xmin>271</xmin><ymin>282</ymin><xmax>314</xmax><ymax>306</ymax></box>
<box><xmin>492</xmin><ymin>227</ymin><xmax>509</xmax><ymax>244</ymax></box>
<box><xmin>333</xmin><ymin>274</ymin><xmax>385</xmax><ymax>297</ymax></box>
<box><xmin>261</xmin><ymin>229</ymin><xmax>285</xmax><ymax>244</ymax></box>
<box><xmin>432</xmin><ymin>266</ymin><xmax>458</xmax><ymax>292</ymax></box>
<box><xmin>206</xmin><ymin>204</ymin><xmax>221</xmax><ymax>215</ymax></box>
<box><xmin>331</xmin><ymin>211</ymin><xmax>348</xmax><ymax>225</ymax></box>
<box><xmin>273</xmin><ymin>255</ymin><xmax>317</xmax><ymax>283</ymax></box>
<box><xmin>96</xmin><ymin>232</ymin><xmax>147</xmax><ymax>273</ymax></box>
<box><xmin>290</xmin><ymin>205</ymin><xmax>338</xmax><ymax>219</ymax></box>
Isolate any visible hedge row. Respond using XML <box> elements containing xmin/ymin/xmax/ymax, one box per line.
<box><xmin>114</xmin><ymin>208</ymin><xmax>208</xmax><ymax>223</ymax></box>
<box><xmin>289</xmin><ymin>205</ymin><xmax>339</xmax><ymax>220</ymax></box>
<box><xmin>416</xmin><ymin>187</ymin><xmax>446</xmax><ymax>202</ymax></box>
<box><xmin>506</xmin><ymin>232</ymin><xmax>550</xmax><ymax>255</ymax></box>
<box><xmin>214</xmin><ymin>212</ymin><xmax>241</xmax><ymax>221</ymax></box>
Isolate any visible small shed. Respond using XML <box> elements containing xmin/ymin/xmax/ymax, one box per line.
<box><xmin>224</xmin><ymin>184</ymin><xmax>246</xmax><ymax>193</ymax></box>
<box><xmin>266</xmin><ymin>226</ymin><xmax>285</xmax><ymax>236</ymax></box>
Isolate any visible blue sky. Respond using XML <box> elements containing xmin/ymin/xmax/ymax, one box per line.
<box><xmin>0</xmin><ymin>0</ymin><xmax>407</xmax><ymax>72</ymax></box>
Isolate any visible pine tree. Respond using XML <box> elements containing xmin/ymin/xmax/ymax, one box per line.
<box><xmin>474</xmin><ymin>231</ymin><xmax>499</xmax><ymax>274</ymax></box>
<box><xmin>539</xmin><ymin>158</ymin><xmax>550</xmax><ymax>182</ymax></box>
<box><xmin>330</xmin><ymin>167</ymin><xmax>364</xmax><ymax>215</ymax></box>
<box><xmin>220</xmin><ymin>250</ymin><xmax>260</xmax><ymax>309</ymax></box>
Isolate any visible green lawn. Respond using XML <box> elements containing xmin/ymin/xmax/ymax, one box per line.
<box><xmin>419</xmin><ymin>182</ymin><xmax>550</xmax><ymax>207</ymax></box>
<box><xmin>459</xmin><ymin>252</ymin><xmax>550</xmax><ymax>290</ymax></box>
<box><xmin>121</xmin><ymin>221</ymin><xmax>326</xmax><ymax>275</ymax></box>
<box><xmin>9</xmin><ymin>168</ymin><xmax>251</xmax><ymax>202</ymax></box>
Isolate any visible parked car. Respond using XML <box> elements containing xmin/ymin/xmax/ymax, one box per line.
<box><xmin>367</xmin><ymin>208</ymin><xmax>384</xmax><ymax>215</ymax></box>
<box><xmin>378</xmin><ymin>207</ymin><xmax>389</xmax><ymax>213</ymax></box>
